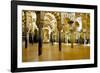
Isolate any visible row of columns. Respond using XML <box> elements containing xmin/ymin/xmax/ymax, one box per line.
<box><xmin>23</xmin><ymin>11</ymin><xmax>62</xmax><ymax>56</ymax></box>
<box><xmin>23</xmin><ymin>11</ymin><xmax>89</xmax><ymax>56</ymax></box>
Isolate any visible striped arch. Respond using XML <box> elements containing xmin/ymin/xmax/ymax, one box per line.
<box><xmin>51</xmin><ymin>12</ymin><xmax>61</xmax><ymax>31</ymax></box>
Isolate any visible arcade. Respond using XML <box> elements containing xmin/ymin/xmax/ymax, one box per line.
<box><xmin>22</xmin><ymin>10</ymin><xmax>90</xmax><ymax>62</ymax></box>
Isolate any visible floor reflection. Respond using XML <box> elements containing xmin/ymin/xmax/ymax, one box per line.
<box><xmin>22</xmin><ymin>43</ymin><xmax>90</xmax><ymax>62</ymax></box>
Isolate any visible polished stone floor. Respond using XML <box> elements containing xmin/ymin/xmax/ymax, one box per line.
<box><xmin>22</xmin><ymin>43</ymin><xmax>90</xmax><ymax>62</ymax></box>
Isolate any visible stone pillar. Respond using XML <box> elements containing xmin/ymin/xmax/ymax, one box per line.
<box><xmin>24</xmin><ymin>11</ymin><xmax>28</xmax><ymax>48</ymax></box>
<box><xmin>68</xmin><ymin>20</ymin><xmax>74</xmax><ymax>48</ymax></box>
<box><xmin>57</xmin><ymin>13</ymin><xmax>62</xmax><ymax>51</ymax></box>
<box><xmin>83</xmin><ymin>29</ymin><xmax>87</xmax><ymax>46</ymax></box>
<box><xmin>36</xmin><ymin>11</ymin><xmax>42</xmax><ymax>56</ymax></box>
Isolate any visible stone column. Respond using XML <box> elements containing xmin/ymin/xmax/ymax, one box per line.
<box><xmin>83</xmin><ymin>29</ymin><xmax>87</xmax><ymax>46</ymax></box>
<box><xmin>24</xmin><ymin>11</ymin><xmax>28</xmax><ymax>48</ymax></box>
<box><xmin>36</xmin><ymin>11</ymin><xmax>42</xmax><ymax>56</ymax></box>
<box><xmin>57</xmin><ymin>13</ymin><xmax>62</xmax><ymax>51</ymax></box>
<box><xmin>68</xmin><ymin>20</ymin><xmax>74</xmax><ymax>48</ymax></box>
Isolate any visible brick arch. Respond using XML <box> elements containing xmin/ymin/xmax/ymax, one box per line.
<box><xmin>51</xmin><ymin>12</ymin><xmax>61</xmax><ymax>31</ymax></box>
<box><xmin>42</xmin><ymin>12</ymin><xmax>58</xmax><ymax>42</ymax></box>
